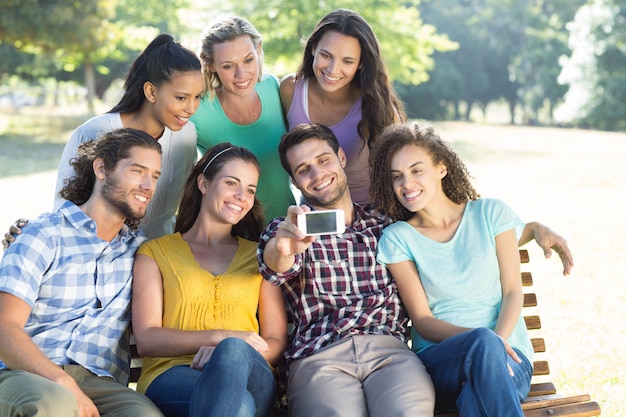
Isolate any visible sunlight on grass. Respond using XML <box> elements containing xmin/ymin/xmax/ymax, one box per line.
<box><xmin>0</xmin><ymin>111</ymin><xmax>90</xmax><ymax>177</ymax></box>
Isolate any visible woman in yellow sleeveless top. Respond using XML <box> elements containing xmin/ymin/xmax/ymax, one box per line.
<box><xmin>132</xmin><ymin>143</ymin><xmax>287</xmax><ymax>417</ymax></box>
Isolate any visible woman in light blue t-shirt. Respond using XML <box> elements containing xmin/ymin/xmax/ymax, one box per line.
<box><xmin>370</xmin><ymin>121</ymin><xmax>533</xmax><ymax>416</ymax></box>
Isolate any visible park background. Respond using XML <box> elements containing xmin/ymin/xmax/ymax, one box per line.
<box><xmin>1</xmin><ymin>0</ymin><xmax>625</xmax><ymax>415</ymax></box>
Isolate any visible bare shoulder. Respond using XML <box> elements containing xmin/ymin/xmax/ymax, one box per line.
<box><xmin>279</xmin><ymin>73</ymin><xmax>297</xmax><ymax>112</ymax></box>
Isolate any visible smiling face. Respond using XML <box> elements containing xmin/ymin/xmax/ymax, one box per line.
<box><xmin>101</xmin><ymin>146</ymin><xmax>162</xmax><ymax>222</ymax></box>
<box><xmin>390</xmin><ymin>144</ymin><xmax>448</xmax><ymax>213</ymax></box>
<box><xmin>209</xmin><ymin>35</ymin><xmax>261</xmax><ymax>98</ymax></box>
<box><xmin>287</xmin><ymin>138</ymin><xmax>349</xmax><ymax>209</ymax></box>
<box><xmin>200</xmin><ymin>158</ymin><xmax>259</xmax><ymax>225</ymax></box>
<box><xmin>149</xmin><ymin>70</ymin><xmax>204</xmax><ymax>131</ymax></box>
<box><xmin>311</xmin><ymin>31</ymin><xmax>361</xmax><ymax>94</ymax></box>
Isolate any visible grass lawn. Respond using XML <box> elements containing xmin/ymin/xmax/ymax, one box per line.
<box><xmin>0</xmin><ymin>111</ymin><xmax>89</xmax><ymax>177</ymax></box>
<box><xmin>0</xmin><ymin>111</ymin><xmax>623</xmax><ymax>415</ymax></box>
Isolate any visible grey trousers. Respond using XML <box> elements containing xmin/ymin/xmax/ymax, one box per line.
<box><xmin>287</xmin><ymin>334</ymin><xmax>435</xmax><ymax>417</ymax></box>
<box><xmin>0</xmin><ymin>365</ymin><xmax>163</xmax><ymax>417</ymax></box>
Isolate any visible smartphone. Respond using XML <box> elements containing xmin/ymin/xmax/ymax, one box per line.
<box><xmin>297</xmin><ymin>209</ymin><xmax>346</xmax><ymax>236</ymax></box>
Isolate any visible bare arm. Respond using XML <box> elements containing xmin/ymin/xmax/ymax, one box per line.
<box><xmin>494</xmin><ymin>229</ymin><xmax>524</xmax><ymax>363</ymax></box>
<box><xmin>279</xmin><ymin>74</ymin><xmax>296</xmax><ymax>118</ymax></box>
<box><xmin>257</xmin><ymin>280</ymin><xmax>288</xmax><ymax>368</ymax></box>
<box><xmin>0</xmin><ymin>292</ymin><xmax>100</xmax><ymax>417</ymax></box>
<box><xmin>494</xmin><ymin>229</ymin><xmax>523</xmax><ymax>340</ymax></box>
<box><xmin>518</xmin><ymin>221</ymin><xmax>574</xmax><ymax>275</ymax></box>
<box><xmin>387</xmin><ymin>261</ymin><xmax>471</xmax><ymax>342</ymax></box>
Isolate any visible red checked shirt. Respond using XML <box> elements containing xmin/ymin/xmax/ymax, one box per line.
<box><xmin>257</xmin><ymin>204</ymin><xmax>408</xmax><ymax>361</ymax></box>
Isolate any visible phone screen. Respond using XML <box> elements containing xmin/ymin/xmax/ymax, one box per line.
<box><xmin>305</xmin><ymin>211</ymin><xmax>338</xmax><ymax>234</ymax></box>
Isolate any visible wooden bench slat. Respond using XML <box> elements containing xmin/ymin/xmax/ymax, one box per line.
<box><xmin>522</xmin><ymin>394</ymin><xmax>591</xmax><ymax>411</ymax></box>
<box><xmin>522</xmin><ymin>271</ymin><xmax>533</xmax><ymax>286</ymax></box>
<box><xmin>129</xmin><ymin>368</ymin><xmax>142</xmax><ymax>384</ymax></box>
<box><xmin>524</xmin><ymin>293</ymin><xmax>538</xmax><ymax>308</ymax></box>
<box><xmin>528</xmin><ymin>382</ymin><xmax>557</xmax><ymax>397</ymax></box>
<box><xmin>525</xmin><ymin>315</ymin><xmax>542</xmax><ymax>330</ymax></box>
<box><xmin>520</xmin><ymin>249</ymin><xmax>529</xmax><ymax>264</ymax></box>
<box><xmin>523</xmin><ymin>401</ymin><xmax>601</xmax><ymax>417</ymax></box>
<box><xmin>533</xmin><ymin>360</ymin><xmax>550</xmax><ymax>376</ymax></box>
<box><xmin>531</xmin><ymin>337</ymin><xmax>546</xmax><ymax>353</ymax></box>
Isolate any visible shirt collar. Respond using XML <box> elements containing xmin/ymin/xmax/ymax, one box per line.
<box><xmin>58</xmin><ymin>200</ymin><xmax>142</xmax><ymax>244</ymax></box>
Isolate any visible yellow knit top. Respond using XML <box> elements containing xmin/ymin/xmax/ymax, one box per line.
<box><xmin>135</xmin><ymin>232</ymin><xmax>262</xmax><ymax>393</ymax></box>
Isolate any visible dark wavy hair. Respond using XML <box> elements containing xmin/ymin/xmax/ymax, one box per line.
<box><xmin>175</xmin><ymin>143</ymin><xmax>266</xmax><ymax>241</ymax></box>
<box><xmin>369</xmin><ymin>121</ymin><xmax>479</xmax><ymax>222</ymax></box>
<box><xmin>278</xmin><ymin>123</ymin><xmax>339</xmax><ymax>178</ymax></box>
<box><xmin>59</xmin><ymin>128</ymin><xmax>161</xmax><ymax>229</ymax></box>
<box><xmin>297</xmin><ymin>8</ymin><xmax>405</xmax><ymax>148</ymax></box>
<box><xmin>110</xmin><ymin>33</ymin><xmax>201</xmax><ymax>114</ymax></box>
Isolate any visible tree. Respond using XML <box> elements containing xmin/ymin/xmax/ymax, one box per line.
<box><xmin>410</xmin><ymin>0</ymin><xmax>523</xmax><ymax>122</ymax></box>
<box><xmin>510</xmin><ymin>0</ymin><xmax>586</xmax><ymax>124</ymax></box>
<box><xmin>560</xmin><ymin>0</ymin><xmax>626</xmax><ymax>130</ymax></box>
<box><xmin>0</xmin><ymin>0</ymin><xmax>189</xmax><ymax>111</ymax></box>
<box><xmin>227</xmin><ymin>0</ymin><xmax>456</xmax><ymax>84</ymax></box>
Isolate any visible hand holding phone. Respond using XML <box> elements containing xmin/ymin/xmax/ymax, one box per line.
<box><xmin>296</xmin><ymin>209</ymin><xmax>345</xmax><ymax>236</ymax></box>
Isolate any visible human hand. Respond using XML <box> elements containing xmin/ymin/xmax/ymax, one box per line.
<box><xmin>531</xmin><ymin>222</ymin><xmax>574</xmax><ymax>275</ymax></box>
<box><xmin>74</xmin><ymin>389</ymin><xmax>101</xmax><ymax>417</ymax></box>
<box><xmin>190</xmin><ymin>332</ymin><xmax>269</xmax><ymax>370</ymax></box>
<box><xmin>1</xmin><ymin>218</ymin><xmax>28</xmax><ymax>250</ymax></box>
<box><xmin>497</xmin><ymin>336</ymin><xmax>520</xmax><ymax>377</ymax></box>
<box><xmin>274</xmin><ymin>205</ymin><xmax>315</xmax><ymax>257</ymax></box>
<box><xmin>191</xmin><ymin>346</ymin><xmax>216</xmax><ymax>370</ymax></box>
<box><xmin>57</xmin><ymin>375</ymin><xmax>100</xmax><ymax>417</ymax></box>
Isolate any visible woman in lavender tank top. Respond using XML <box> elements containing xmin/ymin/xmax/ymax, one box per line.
<box><xmin>279</xmin><ymin>8</ymin><xmax>404</xmax><ymax>207</ymax></box>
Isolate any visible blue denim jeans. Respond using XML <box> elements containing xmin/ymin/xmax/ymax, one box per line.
<box><xmin>145</xmin><ymin>338</ymin><xmax>276</xmax><ymax>417</ymax></box>
<box><xmin>417</xmin><ymin>327</ymin><xmax>532</xmax><ymax>417</ymax></box>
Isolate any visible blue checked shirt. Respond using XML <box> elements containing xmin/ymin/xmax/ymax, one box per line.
<box><xmin>257</xmin><ymin>204</ymin><xmax>408</xmax><ymax>361</ymax></box>
<box><xmin>0</xmin><ymin>201</ymin><xmax>145</xmax><ymax>384</ymax></box>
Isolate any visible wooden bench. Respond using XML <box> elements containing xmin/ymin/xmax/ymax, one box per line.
<box><xmin>129</xmin><ymin>249</ymin><xmax>601</xmax><ymax>416</ymax></box>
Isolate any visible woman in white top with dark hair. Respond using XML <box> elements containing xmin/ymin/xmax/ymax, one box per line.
<box><xmin>54</xmin><ymin>33</ymin><xmax>204</xmax><ymax>239</ymax></box>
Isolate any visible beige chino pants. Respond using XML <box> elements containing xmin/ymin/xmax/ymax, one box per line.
<box><xmin>287</xmin><ymin>334</ymin><xmax>435</xmax><ymax>417</ymax></box>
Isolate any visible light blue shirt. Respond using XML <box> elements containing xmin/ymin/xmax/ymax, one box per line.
<box><xmin>377</xmin><ymin>198</ymin><xmax>533</xmax><ymax>361</ymax></box>
<box><xmin>0</xmin><ymin>201</ymin><xmax>145</xmax><ymax>384</ymax></box>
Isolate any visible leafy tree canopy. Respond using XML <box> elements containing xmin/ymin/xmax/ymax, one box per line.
<box><xmin>198</xmin><ymin>0</ymin><xmax>457</xmax><ymax>84</ymax></box>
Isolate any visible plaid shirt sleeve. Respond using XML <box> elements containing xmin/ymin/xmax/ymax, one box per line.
<box><xmin>0</xmin><ymin>220</ymin><xmax>57</xmax><ymax>306</ymax></box>
<box><xmin>257</xmin><ymin>217</ymin><xmax>304</xmax><ymax>286</ymax></box>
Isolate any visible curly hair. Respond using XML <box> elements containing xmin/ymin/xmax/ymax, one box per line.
<box><xmin>198</xmin><ymin>14</ymin><xmax>263</xmax><ymax>99</ymax></box>
<box><xmin>297</xmin><ymin>8</ymin><xmax>405</xmax><ymax>148</ymax></box>
<box><xmin>175</xmin><ymin>142</ymin><xmax>266</xmax><ymax>242</ymax></box>
<box><xmin>369</xmin><ymin>121</ymin><xmax>479</xmax><ymax>222</ymax></box>
<box><xmin>59</xmin><ymin>128</ymin><xmax>161</xmax><ymax>229</ymax></box>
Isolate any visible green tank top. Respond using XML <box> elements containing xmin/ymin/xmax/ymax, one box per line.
<box><xmin>191</xmin><ymin>74</ymin><xmax>293</xmax><ymax>223</ymax></box>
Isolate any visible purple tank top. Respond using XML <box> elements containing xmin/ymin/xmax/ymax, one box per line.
<box><xmin>286</xmin><ymin>78</ymin><xmax>370</xmax><ymax>206</ymax></box>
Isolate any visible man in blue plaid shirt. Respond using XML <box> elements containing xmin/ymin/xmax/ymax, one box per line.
<box><xmin>0</xmin><ymin>129</ymin><xmax>164</xmax><ymax>417</ymax></box>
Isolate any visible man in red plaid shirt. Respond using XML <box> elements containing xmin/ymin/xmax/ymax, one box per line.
<box><xmin>258</xmin><ymin>123</ymin><xmax>435</xmax><ymax>417</ymax></box>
